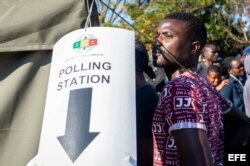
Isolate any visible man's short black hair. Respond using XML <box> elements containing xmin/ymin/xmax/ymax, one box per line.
<box><xmin>207</xmin><ymin>65</ymin><xmax>222</xmax><ymax>75</ymax></box>
<box><xmin>165</xmin><ymin>12</ymin><xmax>207</xmax><ymax>52</ymax></box>
<box><xmin>221</xmin><ymin>56</ymin><xmax>235</xmax><ymax>76</ymax></box>
<box><xmin>201</xmin><ymin>43</ymin><xmax>216</xmax><ymax>55</ymax></box>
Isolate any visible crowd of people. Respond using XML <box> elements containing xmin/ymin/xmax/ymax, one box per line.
<box><xmin>136</xmin><ymin>12</ymin><xmax>250</xmax><ymax>166</ymax></box>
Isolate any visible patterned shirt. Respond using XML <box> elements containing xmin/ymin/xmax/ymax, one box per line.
<box><xmin>152</xmin><ymin>72</ymin><xmax>231</xmax><ymax>166</ymax></box>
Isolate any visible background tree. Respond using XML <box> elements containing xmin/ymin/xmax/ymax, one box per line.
<box><xmin>99</xmin><ymin>0</ymin><xmax>250</xmax><ymax>57</ymax></box>
<box><xmin>98</xmin><ymin>0</ymin><xmax>129</xmax><ymax>27</ymax></box>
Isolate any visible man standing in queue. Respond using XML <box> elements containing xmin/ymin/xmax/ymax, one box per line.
<box><xmin>152</xmin><ymin>12</ymin><xmax>232</xmax><ymax>166</ymax></box>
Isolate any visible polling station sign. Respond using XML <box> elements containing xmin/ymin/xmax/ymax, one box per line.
<box><xmin>27</xmin><ymin>27</ymin><xmax>136</xmax><ymax>166</ymax></box>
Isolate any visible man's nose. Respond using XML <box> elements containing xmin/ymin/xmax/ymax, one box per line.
<box><xmin>155</xmin><ymin>37</ymin><xmax>163</xmax><ymax>46</ymax></box>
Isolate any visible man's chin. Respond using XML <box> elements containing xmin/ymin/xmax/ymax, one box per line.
<box><xmin>156</xmin><ymin>59</ymin><xmax>172</xmax><ymax>68</ymax></box>
<box><xmin>155</xmin><ymin>61</ymin><xmax>163</xmax><ymax>67</ymax></box>
<box><xmin>157</xmin><ymin>62</ymin><xmax>179</xmax><ymax>72</ymax></box>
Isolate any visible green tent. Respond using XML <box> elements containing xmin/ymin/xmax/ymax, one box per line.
<box><xmin>0</xmin><ymin>1</ymin><xmax>99</xmax><ymax>165</ymax></box>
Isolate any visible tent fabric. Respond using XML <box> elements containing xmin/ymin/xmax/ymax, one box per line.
<box><xmin>0</xmin><ymin>1</ymin><xmax>99</xmax><ymax>165</ymax></box>
<box><xmin>0</xmin><ymin>0</ymin><xmax>99</xmax><ymax>52</ymax></box>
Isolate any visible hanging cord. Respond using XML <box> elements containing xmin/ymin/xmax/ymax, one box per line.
<box><xmin>98</xmin><ymin>0</ymin><xmax>188</xmax><ymax>71</ymax></box>
<box><xmin>84</xmin><ymin>0</ymin><xmax>95</xmax><ymax>32</ymax></box>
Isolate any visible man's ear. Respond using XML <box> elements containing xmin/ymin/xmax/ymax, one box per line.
<box><xmin>190</xmin><ymin>41</ymin><xmax>200</xmax><ymax>55</ymax></box>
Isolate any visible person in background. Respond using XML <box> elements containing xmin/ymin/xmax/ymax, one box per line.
<box><xmin>206</xmin><ymin>65</ymin><xmax>228</xmax><ymax>91</ymax></box>
<box><xmin>243</xmin><ymin>55</ymin><xmax>250</xmax><ymax>117</ymax></box>
<box><xmin>239</xmin><ymin>46</ymin><xmax>250</xmax><ymax>84</ymax></box>
<box><xmin>220</xmin><ymin>57</ymin><xmax>245</xmax><ymax>113</ymax></box>
<box><xmin>241</xmin><ymin>45</ymin><xmax>250</xmax><ymax>63</ymax></box>
<box><xmin>220</xmin><ymin>57</ymin><xmax>250</xmax><ymax>162</ymax></box>
<box><xmin>197</xmin><ymin>43</ymin><xmax>220</xmax><ymax>76</ymax></box>
<box><xmin>135</xmin><ymin>40</ymin><xmax>158</xmax><ymax>166</ymax></box>
<box><xmin>242</xmin><ymin>54</ymin><xmax>250</xmax><ymax>154</ymax></box>
<box><xmin>152</xmin><ymin>12</ymin><xmax>232</xmax><ymax>166</ymax></box>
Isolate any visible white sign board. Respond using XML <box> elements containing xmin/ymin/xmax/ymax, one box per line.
<box><xmin>27</xmin><ymin>27</ymin><xmax>136</xmax><ymax>166</ymax></box>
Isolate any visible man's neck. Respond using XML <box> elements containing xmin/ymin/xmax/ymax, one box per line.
<box><xmin>165</xmin><ymin>69</ymin><xmax>182</xmax><ymax>80</ymax></box>
<box><xmin>204</xmin><ymin>60</ymin><xmax>213</xmax><ymax>67</ymax></box>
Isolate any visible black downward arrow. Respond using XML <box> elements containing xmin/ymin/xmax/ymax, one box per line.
<box><xmin>57</xmin><ymin>87</ymin><xmax>99</xmax><ymax>162</ymax></box>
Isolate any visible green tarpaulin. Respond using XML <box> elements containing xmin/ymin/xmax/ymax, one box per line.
<box><xmin>0</xmin><ymin>1</ymin><xmax>99</xmax><ymax>165</ymax></box>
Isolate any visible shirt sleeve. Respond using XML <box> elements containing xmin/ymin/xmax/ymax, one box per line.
<box><xmin>162</xmin><ymin>80</ymin><xmax>207</xmax><ymax>135</ymax></box>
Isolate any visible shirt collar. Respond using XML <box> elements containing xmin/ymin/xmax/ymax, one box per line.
<box><xmin>229</xmin><ymin>74</ymin><xmax>244</xmax><ymax>87</ymax></box>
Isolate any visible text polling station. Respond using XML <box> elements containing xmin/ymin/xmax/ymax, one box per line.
<box><xmin>27</xmin><ymin>27</ymin><xmax>136</xmax><ymax>166</ymax></box>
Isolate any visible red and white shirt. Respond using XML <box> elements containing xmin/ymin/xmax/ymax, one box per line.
<box><xmin>152</xmin><ymin>72</ymin><xmax>231</xmax><ymax>166</ymax></box>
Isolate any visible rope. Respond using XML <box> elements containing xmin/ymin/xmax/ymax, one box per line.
<box><xmin>98</xmin><ymin>0</ymin><xmax>188</xmax><ymax>71</ymax></box>
<box><xmin>84</xmin><ymin>0</ymin><xmax>95</xmax><ymax>32</ymax></box>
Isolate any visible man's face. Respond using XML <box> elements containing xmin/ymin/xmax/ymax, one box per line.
<box><xmin>154</xmin><ymin>19</ymin><xmax>193</xmax><ymax>69</ymax></box>
<box><xmin>203</xmin><ymin>45</ymin><xmax>219</xmax><ymax>62</ymax></box>
<box><xmin>207</xmin><ymin>71</ymin><xmax>221</xmax><ymax>87</ymax></box>
<box><xmin>229</xmin><ymin>59</ymin><xmax>245</xmax><ymax>77</ymax></box>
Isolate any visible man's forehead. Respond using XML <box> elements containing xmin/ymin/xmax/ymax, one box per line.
<box><xmin>157</xmin><ymin>19</ymin><xmax>189</xmax><ymax>30</ymax></box>
<box><xmin>232</xmin><ymin>59</ymin><xmax>241</xmax><ymax>65</ymax></box>
<box><xmin>209</xmin><ymin>71</ymin><xmax>221</xmax><ymax>76</ymax></box>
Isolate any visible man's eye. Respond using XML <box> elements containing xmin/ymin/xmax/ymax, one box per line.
<box><xmin>163</xmin><ymin>33</ymin><xmax>172</xmax><ymax>38</ymax></box>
